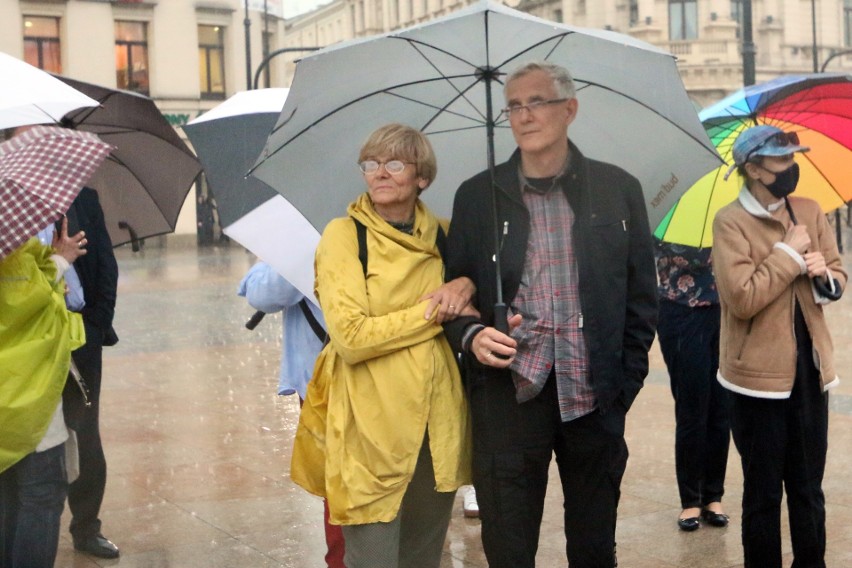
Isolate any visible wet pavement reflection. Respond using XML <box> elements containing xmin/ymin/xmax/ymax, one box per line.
<box><xmin>55</xmin><ymin>226</ymin><xmax>852</xmax><ymax>566</ymax></box>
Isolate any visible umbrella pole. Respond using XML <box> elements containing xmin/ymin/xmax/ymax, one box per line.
<box><xmin>478</xmin><ymin>65</ymin><xmax>509</xmax><ymax>335</ymax></box>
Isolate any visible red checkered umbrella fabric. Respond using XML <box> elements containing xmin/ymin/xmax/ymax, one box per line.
<box><xmin>0</xmin><ymin>126</ymin><xmax>113</xmax><ymax>259</ymax></box>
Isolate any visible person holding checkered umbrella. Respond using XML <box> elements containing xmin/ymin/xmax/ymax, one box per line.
<box><xmin>0</xmin><ymin>124</ymin><xmax>111</xmax><ymax>568</ymax></box>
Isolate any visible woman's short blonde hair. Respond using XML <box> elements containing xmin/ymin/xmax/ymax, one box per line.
<box><xmin>358</xmin><ymin>123</ymin><xmax>437</xmax><ymax>189</ymax></box>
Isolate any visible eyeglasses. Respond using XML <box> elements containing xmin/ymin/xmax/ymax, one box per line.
<box><xmin>744</xmin><ymin>131</ymin><xmax>800</xmax><ymax>163</ymax></box>
<box><xmin>358</xmin><ymin>160</ymin><xmax>413</xmax><ymax>175</ymax></box>
<box><xmin>502</xmin><ymin>98</ymin><xmax>569</xmax><ymax>117</ymax></box>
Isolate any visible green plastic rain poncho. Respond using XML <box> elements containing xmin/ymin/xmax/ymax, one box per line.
<box><xmin>0</xmin><ymin>238</ymin><xmax>85</xmax><ymax>473</ymax></box>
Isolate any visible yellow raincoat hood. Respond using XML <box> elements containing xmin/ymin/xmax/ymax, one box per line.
<box><xmin>291</xmin><ymin>194</ymin><xmax>471</xmax><ymax>525</ymax></box>
<box><xmin>1</xmin><ymin>238</ymin><xmax>85</xmax><ymax>473</ymax></box>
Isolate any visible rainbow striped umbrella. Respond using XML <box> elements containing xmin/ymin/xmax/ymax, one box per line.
<box><xmin>655</xmin><ymin>73</ymin><xmax>852</xmax><ymax>247</ymax></box>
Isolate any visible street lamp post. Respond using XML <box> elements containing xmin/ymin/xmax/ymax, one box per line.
<box><xmin>253</xmin><ymin>47</ymin><xmax>322</xmax><ymax>90</ymax></box>
<box><xmin>742</xmin><ymin>0</ymin><xmax>756</xmax><ymax>86</ymax></box>
<box><xmin>812</xmin><ymin>0</ymin><xmax>819</xmax><ymax>73</ymax></box>
<box><xmin>244</xmin><ymin>0</ymin><xmax>252</xmax><ymax>90</ymax></box>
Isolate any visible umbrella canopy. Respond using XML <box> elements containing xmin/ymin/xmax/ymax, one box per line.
<box><xmin>251</xmin><ymin>0</ymin><xmax>721</xmax><ymax>235</ymax></box>
<box><xmin>55</xmin><ymin>76</ymin><xmax>202</xmax><ymax>248</ymax></box>
<box><xmin>184</xmin><ymin>88</ymin><xmax>320</xmax><ymax>303</ymax></box>
<box><xmin>1</xmin><ymin>125</ymin><xmax>113</xmax><ymax>259</ymax></box>
<box><xmin>655</xmin><ymin>73</ymin><xmax>852</xmax><ymax>248</ymax></box>
<box><xmin>0</xmin><ymin>52</ymin><xmax>98</xmax><ymax>129</ymax></box>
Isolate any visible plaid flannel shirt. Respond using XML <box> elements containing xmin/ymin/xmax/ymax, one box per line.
<box><xmin>509</xmin><ymin>163</ymin><xmax>596</xmax><ymax>422</ymax></box>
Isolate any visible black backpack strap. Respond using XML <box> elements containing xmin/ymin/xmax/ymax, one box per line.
<box><xmin>435</xmin><ymin>224</ymin><xmax>447</xmax><ymax>261</ymax></box>
<box><xmin>298</xmin><ymin>298</ymin><xmax>327</xmax><ymax>343</ymax></box>
<box><xmin>352</xmin><ymin>218</ymin><xmax>445</xmax><ymax>276</ymax></box>
<box><xmin>353</xmin><ymin>218</ymin><xmax>369</xmax><ymax>277</ymax></box>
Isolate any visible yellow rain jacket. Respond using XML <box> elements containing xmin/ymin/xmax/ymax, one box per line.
<box><xmin>291</xmin><ymin>193</ymin><xmax>471</xmax><ymax>525</ymax></box>
<box><xmin>0</xmin><ymin>238</ymin><xmax>85</xmax><ymax>473</ymax></box>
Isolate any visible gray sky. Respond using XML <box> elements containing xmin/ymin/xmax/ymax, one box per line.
<box><xmin>285</xmin><ymin>0</ymin><xmax>329</xmax><ymax>18</ymax></box>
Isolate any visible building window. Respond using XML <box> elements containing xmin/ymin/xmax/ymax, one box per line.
<box><xmin>629</xmin><ymin>0</ymin><xmax>638</xmax><ymax>26</ymax></box>
<box><xmin>23</xmin><ymin>16</ymin><xmax>61</xmax><ymax>73</ymax></box>
<box><xmin>731</xmin><ymin>0</ymin><xmax>743</xmax><ymax>38</ymax></box>
<box><xmin>845</xmin><ymin>0</ymin><xmax>852</xmax><ymax>46</ymax></box>
<box><xmin>199</xmin><ymin>25</ymin><xmax>225</xmax><ymax>98</ymax></box>
<box><xmin>669</xmin><ymin>0</ymin><xmax>698</xmax><ymax>40</ymax></box>
<box><xmin>115</xmin><ymin>21</ymin><xmax>149</xmax><ymax>94</ymax></box>
<box><xmin>553</xmin><ymin>8</ymin><xmax>563</xmax><ymax>23</ymax></box>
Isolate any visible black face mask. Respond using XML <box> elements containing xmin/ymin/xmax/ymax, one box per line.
<box><xmin>764</xmin><ymin>162</ymin><xmax>799</xmax><ymax>198</ymax></box>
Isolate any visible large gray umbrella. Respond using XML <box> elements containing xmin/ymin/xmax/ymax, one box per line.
<box><xmin>251</xmin><ymin>0</ymin><xmax>722</xmax><ymax>235</ymax></box>
<box><xmin>56</xmin><ymin>76</ymin><xmax>201</xmax><ymax>248</ymax></box>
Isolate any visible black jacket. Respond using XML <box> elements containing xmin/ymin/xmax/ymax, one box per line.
<box><xmin>66</xmin><ymin>187</ymin><xmax>119</xmax><ymax>346</ymax></box>
<box><xmin>443</xmin><ymin>142</ymin><xmax>658</xmax><ymax>412</ymax></box>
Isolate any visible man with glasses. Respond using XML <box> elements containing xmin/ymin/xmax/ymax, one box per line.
<box><xmin>443</xmin><ymin>61</ymin><xmax>657</xmax><ymax>567</ymax></box>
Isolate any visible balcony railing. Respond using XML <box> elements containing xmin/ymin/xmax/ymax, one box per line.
<box><xmin>662</xmin><ymin>39</ymin><xmax>740</xmax><ymax>64</ymax></box>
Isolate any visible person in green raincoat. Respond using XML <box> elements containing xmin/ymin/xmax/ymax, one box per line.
<box><xmin>1</xmin><ymin>218</ymin><xmax>87</xmax><ymax>567</ymax></box>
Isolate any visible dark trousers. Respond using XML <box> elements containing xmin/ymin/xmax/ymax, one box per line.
<box><xmin>729</xmin><ymin>307</ymin><xmax>828</xmax><ymax>568</ymax></box>
<box><xmin>469</xmin><ymin>371</ymin><xmax>627</xmax><ymax>568</ymax></box>
<box><xmin>0</xmin><ymin>443</ymin><xmax>68</xmax><ymax>568</ymax></box>
<box><xmin>657</xmin><ymin>301</ymin><xmax>730</xmax><ymax>509</ymax></box>
<box><xmin>66</xmin><ymin>324</ymin><xmax>107</xmax><ymax>541</ymax></box>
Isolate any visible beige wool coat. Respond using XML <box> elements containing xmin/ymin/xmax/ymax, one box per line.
<box><xmin>712</xmin><ymin>189</ymin><xmax>846</xmax><ymax>398</ymax></box>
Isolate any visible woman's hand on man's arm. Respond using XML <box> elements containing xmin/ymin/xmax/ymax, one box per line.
<box><xmin>420</xmin><ymin>276</ymin><xmax>477</xmax><ymax>323</ymax></box>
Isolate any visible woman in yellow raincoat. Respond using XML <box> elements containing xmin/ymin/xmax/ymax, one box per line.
<box><xmin>291</xmin><ymin>124</ymin><xmax>476</xmax><ymax>568</ymax></box>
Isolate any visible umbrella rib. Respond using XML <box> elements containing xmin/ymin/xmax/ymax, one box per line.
<box><xmin>101</xmin><ymin>153</ymin><xmax>173</xmax><ymax>224</ymax></box>
<box><xmin>394</xmin><ymin>39</ymin><xmax>490</xmax><ymax>125</ymax></box>
<box><xmin>577</xmin><ymin>80</ymin><xmax>723</xmax><ymax>161</ymax></box>
<box><xmin>257</xmin><ymin>74</ymin><xmax>484</xmax><ymax>167</ymax></box>
<box><xmin>30</xmin><ymin>103</ymin><xmax>61</xmax><ymax>125</ymax></box>
<box><xmin>388</xmin><ymin>36</ymin><xmax>481</xmax><ymax>73</ymax></box>
<box><xmin>494</xmin><ymin>32</ymin><xmax>572</xmax><ymax>71</ymax></box>
<box><xmin>382</xmin><ymin>86</ymin><xmax>488</xmax><ymax>129</ymax></box>
<box><xmin>64</xmin><ymin>90</ymin><xmax>119</xmax><ymax>125</ymax></box>
<box><xmin>425</xmin><ymin>123</ymin><xmax>512</xmax><ymax>137</ymax></box>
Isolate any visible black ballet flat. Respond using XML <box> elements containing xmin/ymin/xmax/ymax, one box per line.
<box><xmin>677</xmin><ymin>516</ymin><xmax>700</xmax><ymax>532</ymax></box>
<box><xmin>701</xmin><ymin>509</ymin><xmax>730</xmax><ymax>527</ymax></box>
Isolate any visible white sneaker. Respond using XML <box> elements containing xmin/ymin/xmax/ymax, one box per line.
<box><xmin>463</xmin><ymin>487</ymin><xmax>479</xmax><ymax>518</ymax></box>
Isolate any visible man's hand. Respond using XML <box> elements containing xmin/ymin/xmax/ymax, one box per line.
<box><xmin>52</xmin><ymin>217</ymin><xmax>87</xmax><ymax>263</ymax></box>
<box><xmin>470</xmin><ymin>314</ymin><xmax>522</xmax><ymax>368</ymax></box>
<box><xmin>421</xmin><ymin>276</ymin><xmax>476</xmax><ymax>323</ymax></box>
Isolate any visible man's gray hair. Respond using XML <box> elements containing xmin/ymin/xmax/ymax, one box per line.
<box><xmin>504</xmin><ymin>61</ymin><xmax>576</xmax><ymax>100</ymax></box>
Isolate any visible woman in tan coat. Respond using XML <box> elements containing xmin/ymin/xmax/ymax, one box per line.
<box><xmin>291</xmin><ymin>124</ymin><xmax>475</xmax><ymax>568</ymax></box>
<box><xmin>712</xmin><ymin>125</ymin><xmax>846</xmax><ymax>568</ymax></box>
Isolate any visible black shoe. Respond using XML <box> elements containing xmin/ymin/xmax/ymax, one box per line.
<box><xmin>701</xmin><ymin>509</ymin><xmax>730</xmax><ymax>527</ymax></box>
<box><xmin>677</xmin><ymin>516</ymin><xmax>700</xmax><ymax>532</ymax></box>
<box><xmin>74</xmin><ymin>533</ymin><xmax>120</xmax><ymax>559</ymax></box>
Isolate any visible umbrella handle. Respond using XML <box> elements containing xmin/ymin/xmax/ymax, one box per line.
<box><xmin>493</xmin><ymin>302</ymin><xmax>509</xmax><ymax>335</ymax></box>
<box><xmin>491</xmin><ymin>303</ymin><xmax>511</xmax><ymax>361</ymax></box>
<box><xmin>118</xmin><ymin>221</ymin><xmax>140</xmax><ymax>252</ymax></box>
<box><xmin>245</xmin><ymin>310</ymin><xmax>266</xmax><ymax>330</ymax></box>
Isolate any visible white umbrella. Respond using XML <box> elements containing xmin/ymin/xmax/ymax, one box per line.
<box><xmin>0</xmin><ymin>52</ymin><xmax>98</xmax><ymax>129</ymax></box>
<box><xmin>184</xmin><ymin>89</ymin><xmax>320</xmax><ymax>303</ymax></box>
<box><xmin>250</xmin><ymin>0</ymin><xmax>722</xmax><ymax>235</ymax></box>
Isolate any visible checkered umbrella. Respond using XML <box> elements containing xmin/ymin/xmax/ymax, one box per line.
<box><xmin>0</xmin><ymin>126</ymin><xmax>113</xmax><ymax>259</ymax></box>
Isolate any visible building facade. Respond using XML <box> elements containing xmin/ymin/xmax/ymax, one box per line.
<box><xmin>283</xmin><ymin>0</ymin><xmax>852</xmax><ymax>106</ymax></box>
<box><xmin>2</xmin><ymin>0</ymin><xmax>851</xmax><ymax>237</ymax></box>
<box><xmin>0</xmin><ymin>0</ymin><xmax>290</xmax><ymax>239</ymax></box>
